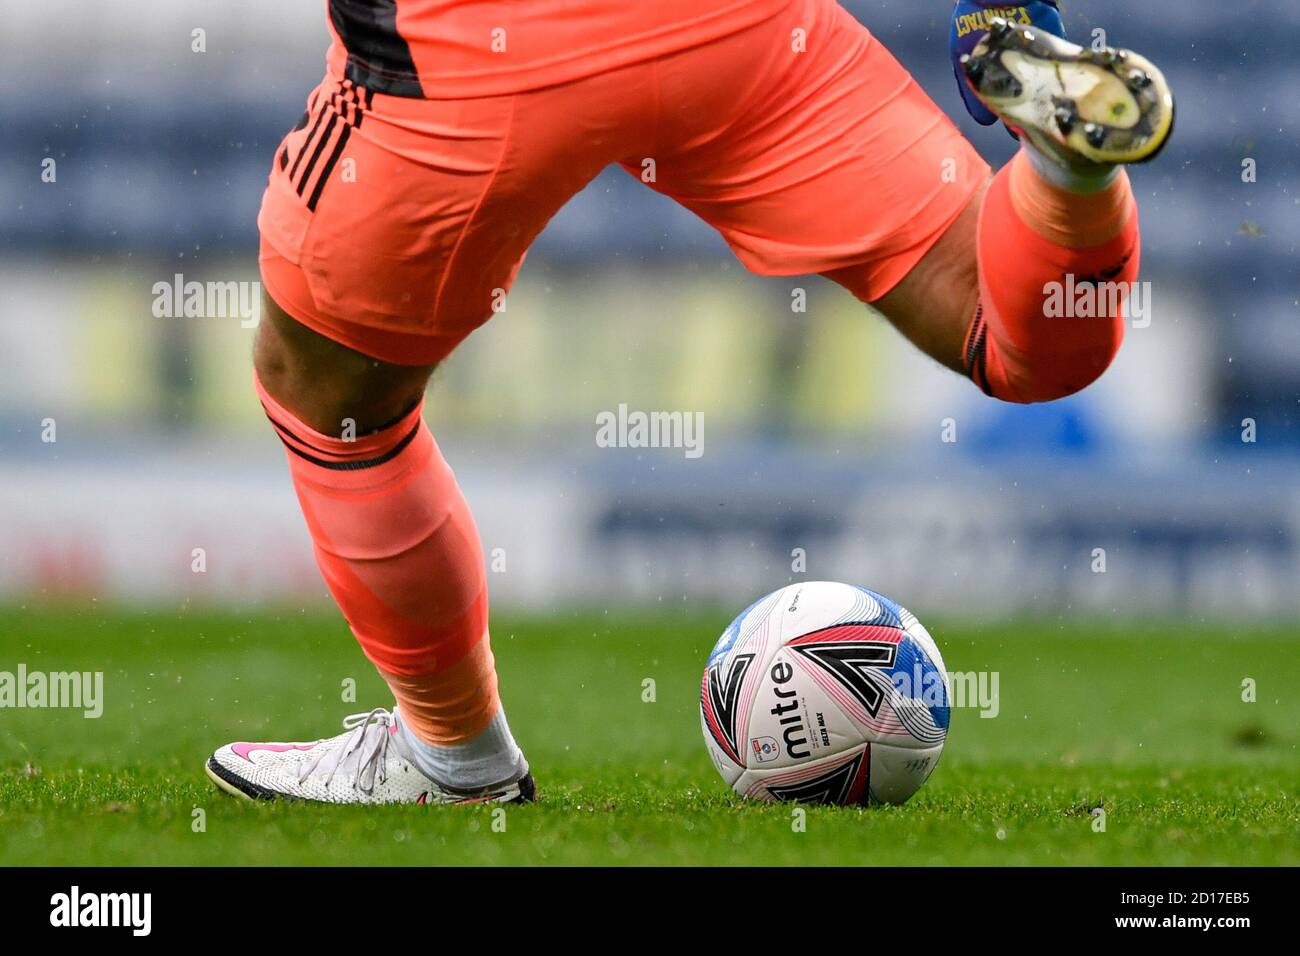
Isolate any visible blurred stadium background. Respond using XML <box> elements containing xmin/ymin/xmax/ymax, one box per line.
<box><xmin>2</xmin><ymin>0</ymin><xmax>1297</xmax><ymax>617</ymax></box>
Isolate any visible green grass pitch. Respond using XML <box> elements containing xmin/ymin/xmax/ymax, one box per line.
<box><xmin>1</xmin><ymin>605</ymin><xmax>1297</xmax><ymax>866</ymax></box>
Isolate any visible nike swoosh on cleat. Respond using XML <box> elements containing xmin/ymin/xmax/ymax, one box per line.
<box><xmin>230</xmin><ymin>742</ymin><xmax>319</xmax><ymax>762</ymax></box>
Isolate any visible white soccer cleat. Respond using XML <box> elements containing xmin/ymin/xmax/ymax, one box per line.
<box><xmin>962</xmin><ymin>17</ymin><xmax>1175</xmax><ymax>168</ymax></box>
<box><xmin>205</xmin><ymin>707</ymin><xmax>535</xmax><ymax>805</ymax></box>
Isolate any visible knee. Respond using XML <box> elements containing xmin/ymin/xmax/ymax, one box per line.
<box><xmin>251</xmin><ymin>316</ymin><xmax>291</xmax><ymax>403</ymax></box>
<box><xmin>857</xmin><ymin>183</ymin><xmax>986</xmax><ymax>375</ymax></box>
<box><xmin>252</xmin><ymin>292</ymin><xmax>319</xmax><ymax>408</ymax></box>
<box><xmin>253</xmin><ymin>292</ymin><xmax>434</xmax><ymax>435</ymax></box>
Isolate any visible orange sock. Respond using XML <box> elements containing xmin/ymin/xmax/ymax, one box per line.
<box><xmin>377</xmin><ymin>640</ymin><xmax>500</xmax><ymax>745</ymax></box>
<box><xmin>965</xmin><ymin>149</ymin><xmax>1139</xmax><ymax>403</ymax></box>
<box><xmin>255</xmin><ymin>373</ymin><xmax>500</xmax><ymax>745</ymax></box>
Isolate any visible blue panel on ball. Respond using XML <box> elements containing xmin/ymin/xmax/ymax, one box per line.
<box><xmin>886</xmin><ymin>635</ymin><xmax>951</xmax><ymax>732</ymax></box>
<box><xmin>849</xmin><ymin>586</ymin><xmax>905</xmax><ymax>629</ymax></box>
<box><xmin>707</xmin><ymin>592</ymin><xmax>768</xmax><ymax>669</ymax></box>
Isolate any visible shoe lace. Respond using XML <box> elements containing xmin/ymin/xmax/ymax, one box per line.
<box><xmin>297</xmin><ymin>708</ymin><xmax>394</xmax><ymax>794</ymax></box>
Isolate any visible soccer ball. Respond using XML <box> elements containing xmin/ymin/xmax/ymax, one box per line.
<box><xmin>700</xmin><ymin>581</ymin><xmax>950</xmax><ymax>806</ymax></box>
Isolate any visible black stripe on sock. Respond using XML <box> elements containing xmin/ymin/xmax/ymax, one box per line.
<box><xmin>963</xmin><ymin>304</ymin><xmax>983</xmax><ymax>371</ymax></box>
<box><xmin>972</xmin><ymin>326</ymin><xmax>991</xmax><ymax>396</ymax></box>
<box><xmin>264</xmin><ymin>417</ymin><xmax>348</xmax><ymax>461</ymax></box>
<box><xmin>963</xmin><ymin>305</ymin><xmax>992</xmax><ymax>396</ymax></box>
<box><xmin>275</xmin><ymin>420</ymin><xmax>423</xmax><ymax>472</ymax></box>
<box><xmin>259</xmin><ymin>393</ymin><xmax>422</xmax><ymax>458</ymax></box>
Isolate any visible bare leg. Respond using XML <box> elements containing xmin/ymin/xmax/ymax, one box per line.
<box><xmin>253</xmin><ymin>291</ymin><xmax>435</xmax><ymax>434</ymax></box>
<box><xmin>823</xmin><ymin>180</ymin><xmax>987</xmax><ymax>377</ymax></box>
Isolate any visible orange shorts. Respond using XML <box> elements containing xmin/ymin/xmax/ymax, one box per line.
<box><xmin>258</xmin><ymin>0</ymin><xmax>988</xmax><ymax>366</ymax></box>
